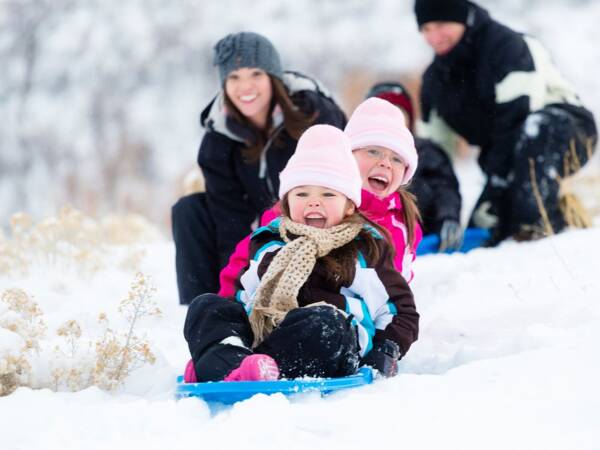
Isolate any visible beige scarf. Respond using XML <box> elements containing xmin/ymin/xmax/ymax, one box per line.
<box><xmin>248</xmin><ymin>216</ymin><xmax>363</xmax><ymax>347</ymax></box>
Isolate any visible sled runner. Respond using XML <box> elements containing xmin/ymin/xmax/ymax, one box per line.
<box><xmin>175</xmin><ymin>367</ymin><xmax>374</xmax><ymax>404</ymax></box>
<box><xmin>417</xmin><ymin>227</ymin><xmax>491</xmax><ymax>256</ymax></box>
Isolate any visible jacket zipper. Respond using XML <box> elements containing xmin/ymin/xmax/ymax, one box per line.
<box><xmin>259</xmin><ymin>124</ymin><xmax>285</xmax><ymax>203</ymax></box>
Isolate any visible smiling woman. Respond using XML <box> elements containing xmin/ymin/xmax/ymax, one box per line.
<box><xmin>224</xmin><ymin>68</ymin><xmax>273</xmax><ymax>129</ymax></box>
<box><xmin>171</xmin><ymin>31</ymin><xmax>347</xmax><ymax>305</ymax></box>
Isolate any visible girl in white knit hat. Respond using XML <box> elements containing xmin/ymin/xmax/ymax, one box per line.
<box><xmin>345</xmin><ymin>97</ymin><xmax>423</xmax><ymax>283</ymax></box>
<box><xmin>183</xmin><ymin>124</ymin><xmax>419</xmax><ymax>382</ymax></box>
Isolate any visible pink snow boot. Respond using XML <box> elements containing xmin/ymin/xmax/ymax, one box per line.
<box><xmin>183</xmin><ymin>359</ymin><xmax>198</xmax><ymax>383</ymax></box>
<box><xmin>224</xmin><ymin>354</ymin><xmax>280</xmax><ymax>382</ymax></box>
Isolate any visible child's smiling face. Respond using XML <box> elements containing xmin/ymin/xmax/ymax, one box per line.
<box><xmin>287</xmin><ymin>185</ymin><xmax>355</xmax><ymax>228</ymax></box>
<box><xmin>353</xmin><ymin>146</ymin><xmax>407</xmax><ymax>198</ymax></box>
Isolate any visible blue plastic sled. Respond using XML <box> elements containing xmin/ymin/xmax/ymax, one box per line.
<box><xmin>175</xmin><ymin>367</ymin><xmax>373</xmax><ymax>404</ymax></box>
<box><xmin>417</xmin><ymin>227</ymin><xmax>490</xmax><ymax>256</ymax></box>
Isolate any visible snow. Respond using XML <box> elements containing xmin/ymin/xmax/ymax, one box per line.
<box><xmin>1</xmin><ymin>222</ymin><xmax>599</xmax><ymax>449</ymax></box>
<box><xmin>2</xmin><ymin>1</ymin><xmax>600</xmax><ymax>448</ymax></box>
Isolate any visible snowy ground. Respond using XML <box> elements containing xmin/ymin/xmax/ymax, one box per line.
<box><xmin>2</xmin><ymin>217</ymin><xmax>600</xmax><ymax>449</ymax></box>
<box><xmin>2</xmin><ymin>1</ymin><xmax>600</xmax><ymax>445</ymax></box>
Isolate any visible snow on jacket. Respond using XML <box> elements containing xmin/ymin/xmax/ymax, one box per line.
<box><xmin>198</xmin><ymin>71</ymin><xmax>347</xmax><ymax>266</ymax></box>
<box><xmin>235</xmin><ymin>217</ymin><xmax>419</xmax><ymax>357</ymax></box>
<box><xmin>409</xmin><ymin>137</ymin><xmax>461</xmax><ymax>235</ymax></box>
<box><xmin>218</xmin><ymin>189</ymin><xmax>422</xmax><ymax>297</ymax></box>
<box><xmin>417</xmin><ymin>2</ymin><xmax>596</xmax><ymax>181</ymax></box>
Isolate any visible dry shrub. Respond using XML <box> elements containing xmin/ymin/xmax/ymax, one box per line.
<box><xmin>559</xmin><ymin>140</ymin><xmax>600</xmax><ymax>221</ymax></box>
<box><xmin>50</xmin><ymin>273</ymin><xmax>161</xmax><ymax>392</ymax></box>
<box><xmin>0</xmin><ymin>289</ymin><xmax>46</xmax><ymax>396</ymax></box>
<box><xmin>526</xmin><ymin>140</ymin><xmax>598</xmax><ymax>239</ymax></box>
<box><xmin>100</xmin><ymin>214</ymin><xmax>162</xmax><ymax>245</ymax></box>
<box><xmin>93</xmin><ymin>272</ymin><xmax>161</xmax><ymax>391</ymax></box>
<box><xmin>0</xmin><ymin>206</ymin><xmax>161</xmax><ymax>276</ymax></box>
<box><xmin>2</xmin><ymin>273</ymin><xmax>161</xmax><ymax>395</ymax></box>
<box><xmin>181</xmin><ymin>167</ymin><xmax>205</xmax><ymax>196</ymax></box>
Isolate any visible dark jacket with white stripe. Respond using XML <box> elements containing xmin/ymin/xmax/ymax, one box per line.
<box><xmin>235</xmin><ymin>218</ymin><xmax>419</xmax><ymax>358</ymax></box>
<box><xmin>418</xmin><ymin>2</ymin><xmax>596</xmax><ymax>181</ymax></box>
<box><xmin>198</xmin><ymin>72</ymin><xmax>347</xmax><ymax>262</ymax></box>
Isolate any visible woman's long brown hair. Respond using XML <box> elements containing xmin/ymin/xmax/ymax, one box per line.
<box><xmin>223</xmin><ymin>75</ymin><xmax>318</xmax><ymax>162</ymax></box>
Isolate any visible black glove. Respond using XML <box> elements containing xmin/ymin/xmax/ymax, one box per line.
<box><xmin>439</xmin><ymin>219</ymin><xmax>463</xmax><ymax>252</ymax></box>
<box><xmin>360</xmin><ymin>339</ymin><xmax>401</xmax><ymax>377</ymax></box>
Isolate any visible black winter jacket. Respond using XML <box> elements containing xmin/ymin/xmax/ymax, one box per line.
<box><xmin>409</xmin><ymin>138</ymin><xmax>461</xmax><ymax>234</ymax></box>
<box><xmin>419</xmin><ymin>2</ymin><xmax>596</xmax><ymax>182</ymax></box>
<box><xmin>197</xmin><ymin>71</ymin><xmax>347</xmax><ymax>261</ymax></box>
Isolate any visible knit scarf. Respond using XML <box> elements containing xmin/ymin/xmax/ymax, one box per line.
<box><xmin>248</xmin><ymin>216</ymin><xmax>363</xmax><ymax>347</ymax></box>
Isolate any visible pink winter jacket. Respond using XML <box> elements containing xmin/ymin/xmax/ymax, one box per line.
<box><xmin>217</xmin><ymin>189</ymin><xmax>422</xmax><ymax>297</ymax></box>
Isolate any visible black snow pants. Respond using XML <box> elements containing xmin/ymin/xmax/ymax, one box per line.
<box><xmin>470</xmin><ymin>105</ymin><xmax>597</xmax><ymax>243</ymax></box>
<box><xmin>183</xmin><ymin>294</ymin><xmax>360</xmax><ymax>381</ymax></box>
<box><xmin>172</xmin><ymin>193</ymin><xmax>224</xmax><ymax>305</ymax></box>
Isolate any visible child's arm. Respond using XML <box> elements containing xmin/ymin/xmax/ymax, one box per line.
<box><xmin>219</xmin><ymin>206</ymin><xmax>282</xmax><ymax>297</ymax></box>
<box><xmin>371</xmin><ymin>242</ymin><xmax>419</xmax><ymax>357</ymax></box>
<box><xmin>234</xmin><ymin>230</ymin><xmax>285</xmax><ymax>311</ymax></box>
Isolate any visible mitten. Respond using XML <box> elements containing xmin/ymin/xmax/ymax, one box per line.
<box><xmin>439</xmin><ymin>219</ymin><xmax>463</xmax><ymax>251</ymax></box>
<box><xmin>360</xmin><ymin>339</ymin><xmax>401</xmax><ymax>377</ymax></box>
<box><xmin>470</xmin><ymin>176</ymin><xmax>510</xmax><ymax>230</ymax></box>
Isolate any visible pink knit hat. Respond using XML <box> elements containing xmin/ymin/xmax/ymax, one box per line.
<box><xmin>278</xmin><ymin>124</ymin><xmax>362</xmax><ymax>206</ymax></box>
<box><xmin>345</xmin><ymin>97</ymin><xmax>418</xmax><ymax>185</ymax></box>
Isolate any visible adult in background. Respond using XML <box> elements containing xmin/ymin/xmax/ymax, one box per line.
<box><xmin>172</xmin><ymin>32</ymin><xmax>346</xmax><ymax>305</ymax></box>
<box><xmin>366</xmin><ymin>82</ymin><xmax>462</xmax><ymax>251</ymax></box>
<box><xmin>414</xmin><ymin>0</ymin><xmax>597</xmax><ymax>244</ymax></box>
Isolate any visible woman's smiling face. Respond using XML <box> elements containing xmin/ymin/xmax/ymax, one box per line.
<box><xmin>225</xmin><ymin>67</ymin><xmax>273</xmax><ymax>129</ymax></box>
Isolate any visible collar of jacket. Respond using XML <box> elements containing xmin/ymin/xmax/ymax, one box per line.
<box><xmin>199</xmin><ymin>71</ymin><xmax>331</xmax><ymax>143</ymax></box>
<box><xmin>250</xmin><ymin>215</ymin><xmax>383</xmax><ymax>241</ymax></box>
<box><xmin>360</xmin><ymin>189</ymin><xmax>404</xmax><ymax>217</ymax></box>
<box><xmin>432</xmin><ymin>2</ymin><xmax>491</xmax><ymax>72</ymax></box>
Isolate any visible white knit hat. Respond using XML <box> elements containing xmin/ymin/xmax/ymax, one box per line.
<box><xmin>345</xmin><ymin>97</ymin><xmax>419</xmax><ymax>185</ymax></box>
<box><xmin>278</xmin><ymin>124</ymin><xmax>362</xmax><ymax>206</ymax></box>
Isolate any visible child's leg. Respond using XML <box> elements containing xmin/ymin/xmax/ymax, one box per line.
<box><xmin>183</xmin><ymin>293</ymin><xmax>254</xmax><ymax>381</ymax></box>
<box><xmin>256</xmin><ymin>305</ymin><xmax>360</xmax><ymax>379</ymax></box>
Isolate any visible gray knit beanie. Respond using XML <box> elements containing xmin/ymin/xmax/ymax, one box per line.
<box><xmin>213</xmin><ymin>32</ymin><xmax>283</xmax><ymax>85</ymax></box>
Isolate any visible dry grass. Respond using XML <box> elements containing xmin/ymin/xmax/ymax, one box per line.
<box><xmin>1</xmin><ymin>273</ymin><xmax>161</xmax><ymax>396</ymax></box>
<box><xmin>558</xmin><ymin>140</ymin><xmax>597</xmax><ymax>226</ymax></box>
<box><xmin>527</xmin><ymin>139</ymin><xmax>598</xmax><ymax>239</ymax></box>
<box><xmin>0</xmin><ymin>289</ymin><xmax>45</xmax><ymax>396</ymax></box>
<box><xmin>0</xmin><ymin>206</ymin><xmax>161</xmax><ymax>277</ymax></box>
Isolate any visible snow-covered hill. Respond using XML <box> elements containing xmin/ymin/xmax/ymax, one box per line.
<box><xmin>1</xmin><ymin>225</ymin><xmax>599</xmax><ymax>450</ymax></box>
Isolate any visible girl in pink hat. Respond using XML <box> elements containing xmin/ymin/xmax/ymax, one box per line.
<box><xmin>345</xmin><ymin>97</ymin><xmax>422</xmax><ymax>282</ymax></box>
<box><xmin>218</xmin><ymin>98</ymin><xmax>423</xmax><ymax>299</ymax></box>
<box><xmin>183</xmin><ymin>125</ymin><xmax>418</xmax><ymax>382</ymax></box>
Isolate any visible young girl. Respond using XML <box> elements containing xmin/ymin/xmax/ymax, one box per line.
<box><xmin>365</xmin><ymin>82</ymin><xmax>462</xmax><ymax>251</ymax></box>
<box><xmin>172</xmin><ymin>31</ymin><xmax>346</xmax><ymax>305</ymax></box>
<box><xmin>218</xmin><ymin>96</ymin><xmax>423</xmax><ymax>298</ymax></box>
<box><xmin>183</xmin><ymin>125</ymin><xmax>419</xmax><ymax>382</ymax></box>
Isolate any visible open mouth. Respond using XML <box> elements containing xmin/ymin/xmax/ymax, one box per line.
<box><xmin>239</xmin><ymin>94</ymin><xmax>257</xmax><ymax>103</ymax></box>
<box><xmin>368</xmin><ymin>175</ymin><xmax>389</xmax><ymax>193</ymax></box>
<box><xmin>305</xmin><ymin>214</ymin><xmax>327</xmax><ymax>228</ymax></box>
